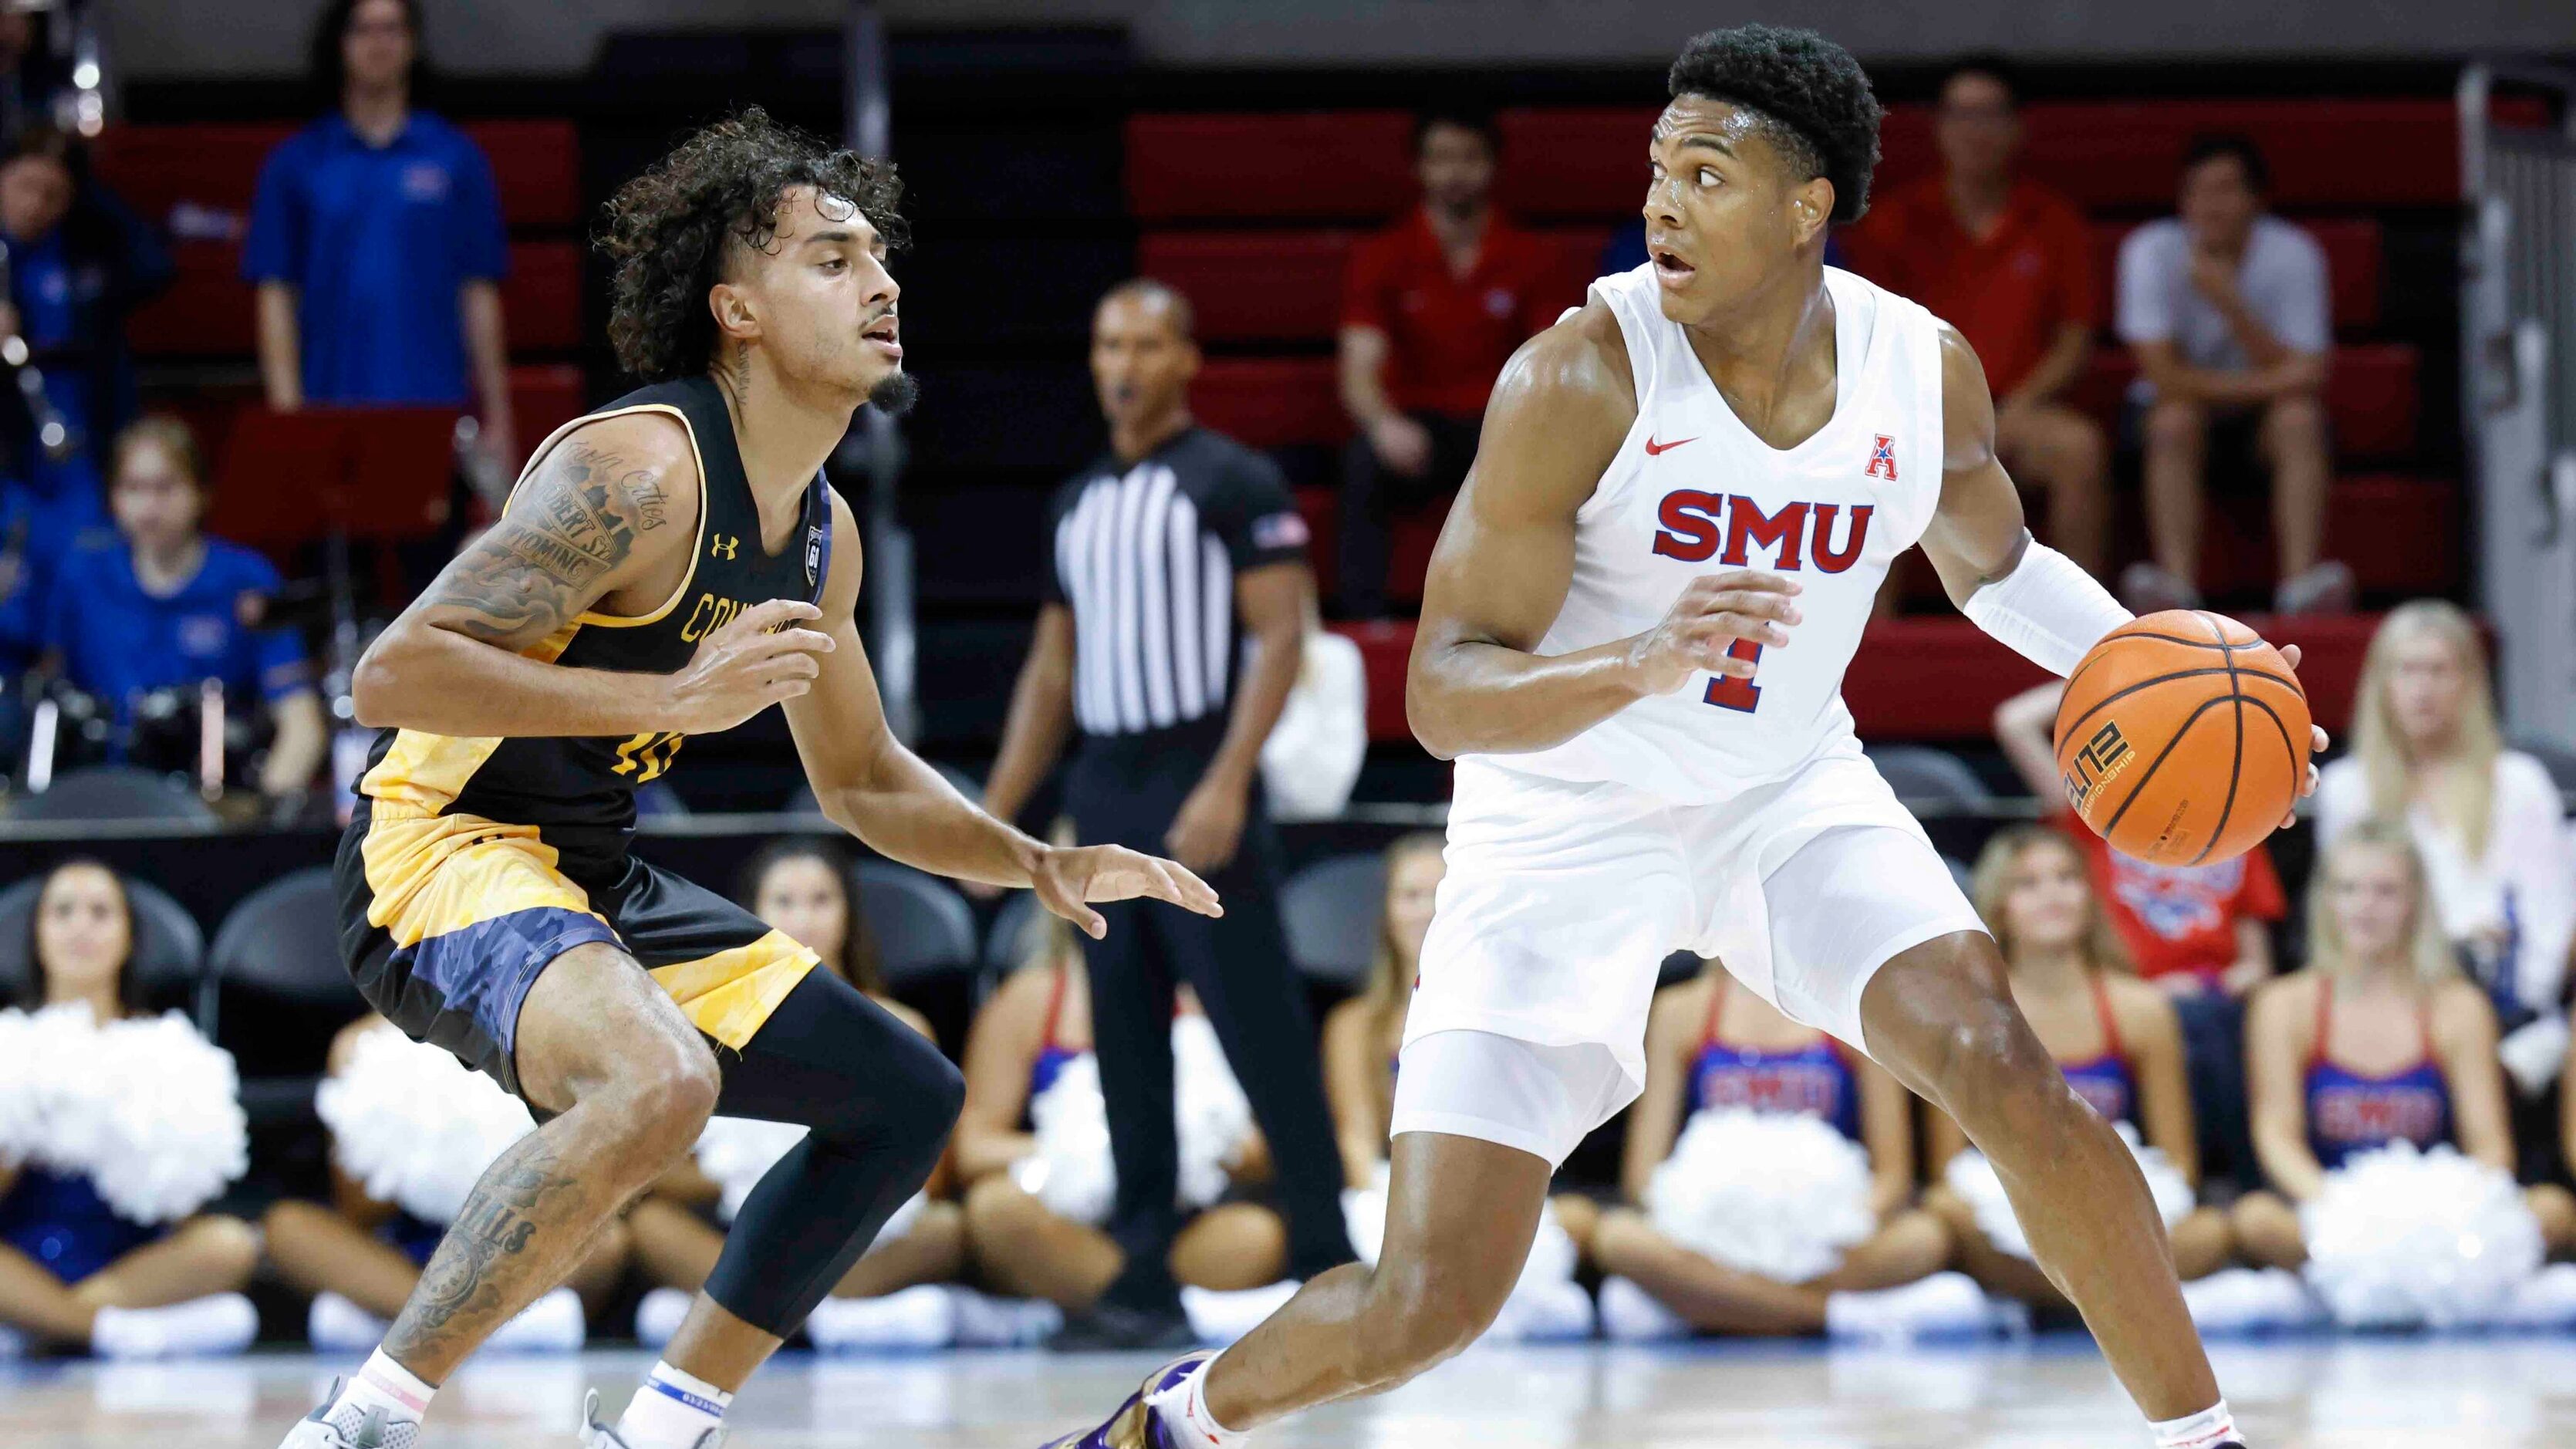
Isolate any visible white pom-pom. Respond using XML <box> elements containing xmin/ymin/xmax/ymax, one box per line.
<box><xmin>1946</xmin><ymin>1123</ymin><xmax>2189</xmax><ymax>1264</ymax></box>
<box><xmin>1645</xmin><ymin>1109</ymin><xmax>1876</xmax><ymax>1283</ymax></box>
<box><xmin>316</xmin><ymin>1026</ymin><xmax>536</xmax><ymax>1224</ymax></box>
<box><xmin>876</xmin><ymin>1190</ymin><xmax>927</xmax><ymax>1245</ymax></box>
<box><xmin>38</xmin><ymin>1012</ymin><xmax>248</xmax><ymax>1224</ymax></box>
<box><xmin>1018</xmin><ymin>1055</ymin><xmax>1116</xmax><ymax>1227</ymax></box>
<box><xmin>2299</xmin><ymin>1142</ymin><xmax>2545</xmax><ymax>1329</ymax></box>
<box><xmin>0</xmin><ymin>1008</ymin><xmax>52</xmax><ymax>1166</ymax></box>
<box><xmin>1172</xmin><ymin>1015</ymin><xmax>1253</xmax><ymax>1211</ymax></box>
<box><xmin>692</xmin><ymin>1116</ymin><xmax>809</xmax><ymax>1224</ymax></box>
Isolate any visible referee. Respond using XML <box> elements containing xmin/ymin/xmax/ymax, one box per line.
<box><xmin>984</xmin><ymin>278</ymin><xmax>1354</xmax><ymax>1348</ymax></box>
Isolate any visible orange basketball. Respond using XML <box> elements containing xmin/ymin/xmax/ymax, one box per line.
<box><xmin>2053</xmin><ymin>610</ymin><xmax>2311</xmax><ymax>866</ymax></box>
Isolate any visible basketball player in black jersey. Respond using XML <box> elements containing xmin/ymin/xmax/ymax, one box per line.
<box><xmin>279</xmin><ymin>110</ymin><xmax>1219</xmax><ymax>1449</ymax></box>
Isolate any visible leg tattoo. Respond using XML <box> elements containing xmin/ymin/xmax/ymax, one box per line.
<box><xmin>385</xmin><ymin>1133</ymin><xmax>584</xmax><ymax>1376</ymax></box>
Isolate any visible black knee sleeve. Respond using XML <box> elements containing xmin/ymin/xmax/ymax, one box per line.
<box><xmin>701</xmin><ymin>969</ymin><xmax>963</xmax><ymax>1336</ymax></box>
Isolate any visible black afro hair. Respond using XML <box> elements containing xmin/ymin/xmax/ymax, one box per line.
<box><xmin>1667</xmin><ymin>25</ymin><xmax>1883</xmax><ymax>225</ymax></box>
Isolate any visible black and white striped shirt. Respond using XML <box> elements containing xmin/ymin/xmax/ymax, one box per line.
<box><xmin>1046</xmin><ymin>427</ymin><xmax>1308</xmax><ymax>738</ymax></box>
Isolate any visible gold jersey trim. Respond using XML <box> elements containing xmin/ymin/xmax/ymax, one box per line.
<box><xmin>501</xmin><ymin>402</ymin><xmax>709</xmax><ymax>630</ymax></box>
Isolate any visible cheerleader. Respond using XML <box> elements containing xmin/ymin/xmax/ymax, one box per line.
<box><xmin>957</xmin><ymin>914</ymin><xmax>1285</xmax><ymax>1312</ymax></box>
<box><xmin>0</xmin><ymin>860</ymin><xmax>257</xmax><ymax>1357</ymax></box>
<box><xmin>2230</xmin><ymin>819</ymin><xmax>2576</xmax><ymax>1268</ymax></box>
<box><xmin>1585</xmin><ymin>956</ymin><xmax>1960</xmax><ymax>1337</ymax></box>
<box><xmin>625</xmin><ymin>839</ymin><xmax>966</xmax><ymax>1339</ymax></box>
<box><xmin>1925</xmin><ymin>827</ymin><xmax>2233</xmax><ymax>1304</ymax></box>
<box><xmin>264</xmin><ymin>1012</ymin><xmax>630</xmax><ymax>1351</ymax></box>
<box><xmin>1318</xmin><ymin>833</ymin><xmax>1444</xmax><ymax>1189</ymax></box>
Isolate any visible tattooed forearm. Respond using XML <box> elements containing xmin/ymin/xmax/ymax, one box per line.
<box><xmin>384</xmin><ymin>1134</ymin><xmax>583</xmax><ymax>1372</ymax></box>
<box><xmin>415</xmin><ymin>441</ymin><xmax>679</xmax><ymax>650</ymax></box>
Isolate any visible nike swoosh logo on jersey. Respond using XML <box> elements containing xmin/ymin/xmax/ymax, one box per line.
<box><xmin>1644</xmin><ymin>434</ymin><xmax>1697</xmax><ymax>455</ymax></box>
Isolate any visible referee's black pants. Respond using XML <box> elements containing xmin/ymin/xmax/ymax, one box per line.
<box><xmin>1065</xmin><ymin>721</ymin><xmax>1356</xmax><ymax>1313</ymax></box>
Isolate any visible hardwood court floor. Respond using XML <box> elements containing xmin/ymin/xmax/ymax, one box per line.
<box><xmin>4</xmin><ymin>1335</ymin><xmax>2567</xmax><ymax>1447</ymax></box>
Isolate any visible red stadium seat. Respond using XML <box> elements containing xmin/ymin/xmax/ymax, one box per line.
<box><xmin>1325</xmin><ymin>619</ymin><xmax>1416</xmax><ymax>744</ymax></box>
<box><xmin>125</xmin><ymin>240</ymin><xmax>586</xmax><ymax>359</ymax></box>
<box><xmin>1494</xmin><ymin>97</ymin><xmax>2546</xmax><ymax>223</ymax></box>
<box><xmin>1126</xmin><ymin>111</ymin><xmax>1416</xmax><ymax>222</ymax></box>
<box><xmin>1140</xmin><ymin>231</ymin><xmax>1361</xmax><ymax>343</ymax></box>
<box><xmin>1141</xmin><ymin>226</ymin><xmax>1613</xmax><ymax>344</ymax></box>
<box><xmin>1189</xmin><ymin>357</ymin><xmax>1343</xmax><ymax>448</ymax></box>
<box><xmin>2088</xmin><ymin>218</ymin><xmax>2381</xmax><ymax>333</ymax></box>
<box><xmin>500</xmin><ymin>239</ymin><xmax>584</xmax><ymax>352</ymax></box>
<box><xmin>2067</xmin><ymin>345</ymin><xmax>2419</xmax><ymax>461</ymax></box>
<box><xmin>509</xmin><ymin>363</ymin><xmax>590</xmax><ymax>462</ymax></box>
<box><xmin>92</xmin><ymin>119</ymin><xmax>579</xmax><ymax>229</ymax></box>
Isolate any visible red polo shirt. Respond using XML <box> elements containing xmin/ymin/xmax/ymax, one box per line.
<box><xmin>1341</xmin><ymin>207</ymin><xmax>1567</xmax><ymax>418</ymax></box>
<box><xmin>1842</xmin><ymin>177</ymin><xmax>2096</xmax><ymax>400</ymax></box>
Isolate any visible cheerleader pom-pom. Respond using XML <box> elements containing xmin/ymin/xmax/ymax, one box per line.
<box><xmin>1172</xmin><ymin>1015</ymin><xmax>1254</xmax><ymax>1211</ymax></box>
<box><xmin>1343</xmin><ymin>1157</ymin><xmax>1573</xmax><ymax>1297</ymax></box>
<box><xmin>1017</xmin><ymin>1054</ymin><xmax>1116</xmax><ymax>1227</ymax></box>
<box><xmin>1946</xmin><ymin>1122</ymin><xmax>2190</xmax><ymax>1264</ymax></box>
<box><xmin>317</xmin><ymin>1025</ymin><xmax>536</xmax><ymax>1224</ymax></box>
<box><xmin>1645</xmin><ymin>1109</ymin><xmax>1876</xmax><ymax>1284</ymax></box>
<box><xmin>694</xmin><ymin>1116</ymin><xmax>809</xmax><ymax>1224</ymax></box>
<box><xmin>0</xmin><ymin>1007</ymin><xmax>52</xmax><ymax>1166</ymax></box>
<box><xmin>2299</xmin><ymin>1142</ymin><xmax>2544</xmax><ymax>1329</ymax></box>
<box><xmin>57</xmin><ymin>1012</ymin><xmax>248</xmax><ymax>1224</ymax></box>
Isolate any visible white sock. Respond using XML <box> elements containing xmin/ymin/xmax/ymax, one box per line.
<box><xmin>2149</xmin><ymin>1399</ymin><xmax>2240</xmax><ymax>1449</ymax></box>
<box><xmin>616</xmin><ymin>1360</ymin><xmax>732</xmax><ymax>1449</ymax></box>
<box><xmin>1144</xmin><ymin>1354</ymin><xmax>1248</xmax><ymax>1448</ymax></box>
<box><xmin>88</xmin><ymin>1294</ymin><xmax>258</xmax><ymax>1359</ymax></box>
<box><xmin>325</xmin><ymin>1348</ymin><xmax>436</xmax><ymax>1438</ymax></box>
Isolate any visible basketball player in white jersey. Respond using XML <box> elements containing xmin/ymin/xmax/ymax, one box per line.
<box><xmin>1051</xmin><ymin>26</ymin><xmax>2321</xmax><ymax>1449</ymax></box>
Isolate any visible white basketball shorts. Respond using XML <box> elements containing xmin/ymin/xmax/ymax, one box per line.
<box><xmin>1389</xmin><ymin>740</ymin><xmax>1989</xmax><ymax>1167</ymax></box>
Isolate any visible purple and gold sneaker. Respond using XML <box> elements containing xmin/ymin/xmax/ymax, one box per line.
<box><xmin>1041</xmin><ymin>1352</ymin><xmax>1216</xmax><ymax>1449</ymax></box>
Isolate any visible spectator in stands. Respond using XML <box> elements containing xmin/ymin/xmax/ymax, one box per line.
<box><xmin>42</xmin><ymin>417</ymin><xmax>326</xmax><ymax>802</ymax></box>
<box><xmin>623</xmin><ymin>839</ymin><xmax>965</xmax><ymax>1345</ymax></box>
<box><xmin>2117</xmin><ymin>133</ymin><xmax>2346</xmax><ymax>615</ymax></box>
<box><xmin>1583</xmin><ymin>954</ymin><xmax>1956</xmax><ymax>1337</ymax></box>
<box><xmin>1842</xmin><ymin>59</ymin><xmax>2107</xmax><ymax>574</ymax></box>
<box><xmin>2231</xmin><ymin>819</ymin><xmax>2576</xmax><ymax>1268</ymax></box>
<box><xmin>263</xmin><ymin>1012</ymin><xmax>629</xmax><ymax>1353</ymax></box>
<box><xmin>1997</xmin><ymin>681</ymin><xmax>2284</xmax><ymax>1184</ymax></box>
<box><xmin>245</xmin><ymin>0</ymin><xmax>515</xmax><ymax>466</ymax></box>
<box><xmin>955</xmin><ymin>913</ymin><xmax>1289</xmax><ymax>1316</ymax></box>
<box><xmin>0</xmin><ymin>126</ymin><xmax>171</xmax><ymax>559</ymax></box>
<box><xmin>1320</xmin><ymin>833</ymin><xmax>1446</xmax><ymax>1187</ymax></box>
<box><xmin>1926</xmin><ymin>827</ymin><xmax>2234</xmax><ymax>1302</ymax></box>
<box><xmin>2318</xmin><ymin>602</ymin><xmax>2574</xmax><ymax>1099</ymax></box>
<box><xmin>1337</xmin><ymin>106</ymin><xmax>1564</xmax><ymax>616</ymax></box>
<box><xmin>983</xmin><ymin>277</ymin><xmax>1352</xmax><ymax>1347</ymax></box>
<box><xmin>0</xmin><ymin>860</ymin><xmax>260</xmax><ymax>1359</ymax></box>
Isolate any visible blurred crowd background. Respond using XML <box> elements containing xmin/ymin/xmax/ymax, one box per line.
<box><xmin>2</xmin><ymin>0</ymin><xmax>2575</xmax><ymax>1361</ymax></box>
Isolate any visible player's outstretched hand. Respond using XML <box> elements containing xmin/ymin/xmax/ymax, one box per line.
<box><xmin>1629</xmin><ymin>569</ymin><xmax>1802</xmax><ymax>695</ymax></box>
<box><xmin>1030</xmin><ymin>843</ymin><xmax>1223</xmax><ymax>941</ymax></box>
<box><xmin>2275</xmin><ymin>641</ymin><xmax>2331</xmax><ymax>828</ymax></box>
<box><xmin>663</xmin><ymin>597</ymin><xmax>836</xmax><ymax>735</ymax></box>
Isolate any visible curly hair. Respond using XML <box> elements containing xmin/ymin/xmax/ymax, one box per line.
<box><xmin>1667</xmin><ymin>25</ymin><xmax>1883</xmax><ymax>225</ymax></box>
<box><xmin>596</xmin><ymin>107</ymin><xmax>910</xmax><ymax>383</ymax></box>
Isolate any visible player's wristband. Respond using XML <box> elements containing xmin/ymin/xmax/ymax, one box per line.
<box><xmin>1960</xmin><ymin>541</ymin><xmax>2132</xmax><ymax>678</ymax></box>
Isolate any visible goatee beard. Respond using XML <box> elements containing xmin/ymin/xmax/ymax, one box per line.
<box><xmin>867</xmin><ymin>370</ymin><xmax>919</xmax><ymax>419</ymax></box>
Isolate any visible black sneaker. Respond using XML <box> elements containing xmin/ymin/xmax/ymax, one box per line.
<box><xmin>1045</xmin><ymin>1302</ymin><xmax>1199</xmax><ymax>1353</ymax></box>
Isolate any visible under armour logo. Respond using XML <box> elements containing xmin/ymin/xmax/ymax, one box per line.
<box><xmin>711</xmin><ymin>535</ymin><xmax>739</xmax><ymax>560</ymax></box>
<box><xmin>1864</xmin><ymin>434</ymin><xmax>1898</xmax><ymax>481</ymax></box>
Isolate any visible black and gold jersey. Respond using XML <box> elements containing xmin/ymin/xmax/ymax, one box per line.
<box><xmin>353</xmin><ymin>375</ymin><xmax>834</xmax><ymax>873</ymax></box>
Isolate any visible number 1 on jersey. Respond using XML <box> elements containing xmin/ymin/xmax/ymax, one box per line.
<box><xmin>1701</xmin><ymin>638</ymin><xmax>1764</xmax><ymax>713</ymax></box>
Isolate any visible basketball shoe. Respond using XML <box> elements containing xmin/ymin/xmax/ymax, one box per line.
<box><xmin>1041</xmin><ymin>1351</ymin><xmax>1214</xmax><ymax>1449</ymax></box>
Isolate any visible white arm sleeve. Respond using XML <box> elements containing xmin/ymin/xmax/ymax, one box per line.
<box><xmin>1960</xmin><ymin>542</ymin><xmax>2134</xmax><ymax>678</ymax></box>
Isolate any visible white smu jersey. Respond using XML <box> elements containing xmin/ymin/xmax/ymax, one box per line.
<box><xmin>1487</xmin><ymin>263</ymin><xmax>1947</xmax><ymax>802</ymax></box>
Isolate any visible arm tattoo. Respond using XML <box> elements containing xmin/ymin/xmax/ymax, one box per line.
<box><xmin>383</xmin><ymin>1133</ymin><xmax>581</xmax><ymax>1365</ymax></box>
<box><xmin>417</xmin><ymin>442</ymin><xmax>674</xmax><ymax>650</ymax></box>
